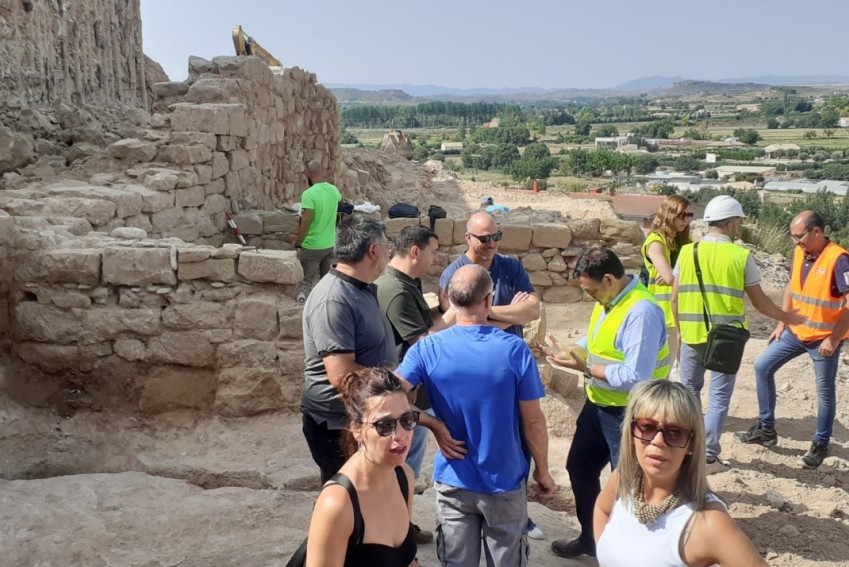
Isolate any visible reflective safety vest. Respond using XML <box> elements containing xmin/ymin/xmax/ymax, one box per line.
<box><xmin>641</xmin><ymin>232</ymin><xmax>676</xmax><ymax>327</ymax></box>
<box><xmin>789</xmin><ymin>241</ymin><xmax>849</xmax><ymax>341</ymax></box>
<box><xmin>677</xmin><ymin>241</ymin><xmax>749</xmax><ymax>345</ymax></box>
<box><xmin>585</xmin><ymin>284</ymin><xmax>670</xmax><ymax>407</ymax></box>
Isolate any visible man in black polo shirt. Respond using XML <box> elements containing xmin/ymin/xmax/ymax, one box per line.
<box><xmin>300</xmin><ymin>215</ymin><xmax>396</xmax><ymax>482</ymax></box>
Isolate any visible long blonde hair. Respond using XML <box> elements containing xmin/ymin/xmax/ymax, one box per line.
<box><xmin>617</xmin><ymin>380</ymin><xmax>710</xmax><ymax>511</ymax></box>
<box><xmin>649</xmin><ymin>195</ymin><xmax>692</xmax><ymax>253</ymax></box>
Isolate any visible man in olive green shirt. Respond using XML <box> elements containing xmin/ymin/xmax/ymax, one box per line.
<box><xmin>295</xmin><ymin>160</ymin><xmax>342</xmax><ymax>304</ymax></box>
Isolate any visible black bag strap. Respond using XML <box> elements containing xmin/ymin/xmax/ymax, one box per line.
<box><xmin>327</xmin><ymin>473</ymin><xmax>364</xmax><ymax>546</ymax></box>
<box><xmin>394</xmin><ymin>465</ymin><xmax>409</xmax><ymax>500</ymax></box>
<box><xmin>692</xmin><ymin>242</ymin><xmax>713</xmax><ymax>332</ymax></box>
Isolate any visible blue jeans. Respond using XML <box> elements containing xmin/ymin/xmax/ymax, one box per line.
<box><xmin>679</xmin><ymin>342</ymin><xmax>736</xmax><ymax>460</ymax></box>
<box><xmin>565</xmin><ymin>401</ymin><xmax>624</xmax><ymax>549</ymax></box>
<box><xmin>755</xmin><ymin>328</ymin><xmax>841</xmax><ymax>446</ymax></box>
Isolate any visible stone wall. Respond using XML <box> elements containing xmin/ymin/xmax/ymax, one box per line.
<box><xmin>0</xmin><ymin>0</ymin><xmax>146</xmax><ymax>108</ymax></box>
<box><xmin>6</xmin><ymin>232</ymin><xmax>305</xmax><ymax>417</ymax></box>
<box><xmin>147</xmin><ymin>56</ymin><xmax>340</xmax><ymax>212</ymax></box>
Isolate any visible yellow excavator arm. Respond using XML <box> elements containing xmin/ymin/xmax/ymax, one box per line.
<box><xmin>231</xmin><ymin>25</ymin><xmax>283</xmax><ymax>68</ymax></box>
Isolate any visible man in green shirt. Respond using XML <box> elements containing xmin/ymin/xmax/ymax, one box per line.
<box><xmin>294</xmin><ymin>160</ymin><xmax>342</xmax><ymax>304</ymax></box>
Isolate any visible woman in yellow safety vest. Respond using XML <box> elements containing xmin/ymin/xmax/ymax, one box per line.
<box><xmin>641</xmin><ymin>195</ymin><xmax>693</xmax><ymax>362</ymax></box>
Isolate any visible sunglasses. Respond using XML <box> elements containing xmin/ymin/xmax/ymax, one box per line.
<box><xmin>631</xmin><ymin>418</ymin><xmax>693</xmax><ymax>449</ymax></box>
<box><xmin>469</xmin><ymin>231</ymin><xmax>503</xmax><ymax>244</ymax></box>
<box><xmin>361</xmin><ymin>411</ymin><xmax>420</xmax><ymax>437</ymax></box>
<box><xmin>677</xmin><ymin>212</ymin><xmax>694</xmax><ymax>220</ymax></box>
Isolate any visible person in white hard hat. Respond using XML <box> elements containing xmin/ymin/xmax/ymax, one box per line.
<box><xmin>671</xmin><ymin>195</ymin><xmax>804</xmax><ymax>475</ymax></box>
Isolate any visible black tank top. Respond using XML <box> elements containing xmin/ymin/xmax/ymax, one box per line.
<box><xmin>335</xmin><ymin>466</ymin><xmax>417</xmax><ymax>567</ymax></box>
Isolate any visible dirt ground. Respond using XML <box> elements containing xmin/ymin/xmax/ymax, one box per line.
<box><xmin>1</xmin><ymin>180</ymin><xmax>848</xmax><ymax>565</ymax></box>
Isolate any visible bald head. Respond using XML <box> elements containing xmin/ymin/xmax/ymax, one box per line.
<box><xmin>306</xmin><ymin>160</ymin><xmax>325</xmax><ymax>184</ymax></box>
<box><xmin>791</xmin><ymin>210</ymin><xmax>824</xmax><ymax>232</ymax></box>
<box><xmin>447</xmin><ymin>264</ymin><xmax>493</xmax><ymax>308</ymax></box>
<box><xmin>467</xmin><ymin>212</ymin><xmax>497</xmax><ymax>234</ymax></box>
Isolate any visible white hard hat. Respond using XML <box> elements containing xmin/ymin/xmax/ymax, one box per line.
<box><xmin>703</xmin><ymin>195</ymin><xmax>746</xmax><ymax>222</ymax></box>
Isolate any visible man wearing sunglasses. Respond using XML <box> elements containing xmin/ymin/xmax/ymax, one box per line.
<box><xmin>735</xmin><ymin>211</ymin><xmax>849</xmax><ymax>469</ymax></box>
<box><xmin>439</xmin><ymin>212</ymin><xmax>540</xmax><ymax>338</ymax></box>
<box><xmin>397</xmin><ymin>264</ymin><xmax>554</xmax><ymax>567</ymax></box>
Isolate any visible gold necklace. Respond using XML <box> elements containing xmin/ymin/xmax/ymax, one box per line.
<box><xmin>632</xmin><ymin>471</ymin><xmax>681</xmax><ymax>525</ymax></box>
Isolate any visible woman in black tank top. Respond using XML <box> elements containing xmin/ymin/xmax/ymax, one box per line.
<box><xmin>305</xmin><ymin>369</ymin><xmax>419</xmax><ymax>567</ymax></box>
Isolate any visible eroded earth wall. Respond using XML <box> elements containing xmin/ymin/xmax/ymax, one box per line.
<box><xmin>0</xmin><ymin>0</ymin><xmax>146</xmax><ymax>108</ymax></box>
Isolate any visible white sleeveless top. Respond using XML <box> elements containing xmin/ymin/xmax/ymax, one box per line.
<box><xmin>596</xmin><ymin>494</ymin><xmax>724</xmax><ymax>567</ymax></box>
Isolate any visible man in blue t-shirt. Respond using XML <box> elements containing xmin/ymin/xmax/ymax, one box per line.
<box><xmin>438</xmin><ymin>212</ymin><xmax>539</xmax><ymax>338</ymax></box>
<box><xmin>397</xmin><ymin>264</ymin><xmax>555</xmax><ymax>566</ymax></box>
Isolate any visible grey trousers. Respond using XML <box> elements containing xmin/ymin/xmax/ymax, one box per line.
<box><xmin>297</xmin><ymin>247</ymin><xmax>334</xmax><ymax>296</ymax></box>
<box><xmin>435</xmin><ymin>481</ymin><xmax>529</xmax><ymax>567</ymax></box>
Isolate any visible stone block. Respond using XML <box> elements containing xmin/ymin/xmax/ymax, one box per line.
<box><xmin>157</xmin><ymin>144</ymin><xmax>213</xmax><ymax>165</ymax></box>
<box><xmin>532</xmin><ymin>223</ymin><xmax>572</xmax><ymax>249</ymax></box>
<box><xmin>522</xmin><ymin>253</ymin><xmax>547</xmax><ymax>272</ymax></box>
<box><xmin>170</xmin><ymin>103</ymin><xmax>248</xmax><ymax>136</ymax></box>
<box><xmin>194</xmin><ymin>164</ymin><xmax>213</xmax><ymax>185</ymax></box>
<box><xmin>162</xmin><ymin>301</ymin><xmax>235</xmax><ymax>330</ymax></box>
<box><xmin>530</xmin><ymin>271</ymin><xmax>553</xmax><ymax>287</ymax></box>
<box><xmin>212</xmin><ymin>152</ymin><xmax>229</xmax><ymax>179</ymax></box>
<box><xmin>278</xmin><ymin>305</ymin><xmax>303</xmax><ymax>339</ymax></box>
<box><xmin>205</xmin><ymin>178</ymin><xmax>226</xmax><ymax>195</ymax></box>
<box><xmin>152</xmin><ymin>81</ymin><xmax>190</xmax><ymax>98</ymax></box>
<box><xmin>175</xmin><ymin>186</ymin><xmax>206</xmax><ymax>208</ymax></box>
<box><xmin>170</xmin><ymin>131</ymin><xmax>217</xmax><ymax>149</ymax></box>
<box><xmin>498</xmin><ymin>225</ymin><xmax>532</xmax><ymax>251</ymax></box>
<box><xmin>123</xmin><ymin>184</ymin><xmax>175</xmax><ymax>213</ymax></box>
<box><xmin>238</xmin><ymin>250</ymin><xmax>302</xmax><ymax>284</ymax></box>
<box><xmin>203</xmin><ymin>194</ymin><xmax>228</xmax><ymax>216</ymax></box>
<box><xmin>110</xmin><ymin>227</ymin><xmax>147</xmax><ymax>240</ymax></box>
<box><xmin>185</xmin><ymin>78</ymin><xmax>242</xmax><ymax>104</ymax></box>
<box><xmin>620</xmin><ymin>254</ymin><xmax>644</xmax><ymax>270</ymax></box>
<box><xmin>102</xmin><ymin>247</ymin><xmax>176</xmax><ymax>286</ymax></box>
<box><xmin>216</xmin><ymin>340</ymin><xmax>278</xmax><ymax>368</ymax></box>
<box><xmin>139</xmin><ymin>366</ymin><xmax>216</xmax><ymax>414</ymax></box>
<box><xmin>216</xmin><ymin>136</ymin><xmax>240</xmax><ymax>152</ymax></box>
<box><xmin>227</xmin><ymin>149</ymin><xmax>250</xmax><ymax>171</ymax></box>
<box><xmin>145</xmin><ymin>171</ymin><xmax>179</xmax><ymax>191</ymax></box>
<box><xmin>150</xmin><ymin>207</ymin><xmax>184</xmax><ymax>234</ymax></box>
<box><xmin>543</xmin><ymin>285</ymin><xmax>585</xmax><ymax>303</ymax></box>
<box><xmin>601</xmin><ymin>219</ymin><xmax>644</xmax><ymax>245</ymax></box>
<box><xmin>83</xmin><ymin>307</ymin><xmax>162</xmax><ymax>342</ymax></box>
<box><xmin>384</xmin><ymin>217</ymin><xmax>420</xmax><ymax>239</ymax></box>
<box><xmin>109</xmin><ymin>138</ymin><xmax>158</xmax><ymax>162</ymax></box>
<box><xmin>13</xmin><ymin>342</ymin><xmax>79</xmax><ymax>372</ymax></box>
<box><xmin>45</xmin><ymin>186</ymin><xmax>144</xmax><ymax>218</ymax></box>
<box><xmin>452</xmin><ymin>217</ymin><xmax>470</xmax><ymax>244</ymax></box>
<box><xmin>432</xmin><ymin>218</ymin><xmax>453</xmax><ymax>245</ymax></box>
<box><xmin>235</xmin><ymin>297</ymin><xmax>280</xmax><ymax>340</ymax></box>
<box><xmin>19</xmin><ymin>248</ymin><xmax>101</xmax><ymax>285</ymax></box>
<box><xmin>612</xmin><ymin>243</ymin><xmax>637</xmax><ymax>256</ymax></box>
<box><xmin>262</xmin><ymin>212</ymin><xmax>298</xmax><ymax>233</ymax></box>
<box><xmin>232</xmin><ymin>212</ymin><xmax>263</xmax><ymax>235</ymax></box>
<box><xmin>550</xmin><ymin>272</ymin><xmax>567</xmax><ymax>286</ymax></box>
<box><xmin>43</xmin><ymin>197</ymin><xmax>116</xmax><ymax>227</ymax></box>
<box><xmin>567</xmin><ymin>219</ymin><xmax>602</xmax><ymax>241</ymax></box>
<box><xmin>114</xmin><ymin>338</ymin><xmax>147</xmax><ymax>361</ymax></box>
<box><xmin>178</xmin><ymin>258</ymin><xmax>238</xmax><ymax>282</ymax></box>
<box><xmin>215</xmin><ymin>366</ymin><xmax>283</xmax><ymax>417</ymax></box>
<box><xmin>548</xmin><ymin>258</ymin><xmax>568</xmax><ymax>272</ymax></box>
<box><xmin>147</xmin><ymin>331</ymin><xmax>215</xmax><ymax>367</ymax></box>
<box><xmin>224</xmin><ymin>171</ymin><xmax>241</xmax><ymax>197</ymax></box>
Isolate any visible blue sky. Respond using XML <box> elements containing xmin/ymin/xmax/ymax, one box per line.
<box><xmin>142</xmin><ymin>0</ymin><xmax>847</xmax><ymax>89</ymax></box>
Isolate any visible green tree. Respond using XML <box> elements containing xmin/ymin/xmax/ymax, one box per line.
<box><xmin>522</xmin><ymin>143</ymin><xmax>551</xmax><ymax>161</ymax></box>
<box><xmin>804</xmin><ymin>130</ymin><xmax>817</xmax><ymax>140</ymax></box>
<box><xmin>575</xmin><ymin>121</ymin><xmax>591</xmax><ymax>136</ymax></box>
<box><xmin>594</xmin><ymin>124</ymin><xmax>620</xmax><ymax>138</ymax></box>
<box><xmin>509</xmin><ymin>157</ymin><xmax>558</xmax><ymax>181</ymax></box>
<box><xmin>732</xmin><ymin>128</ymin><xmax>761</xmax><ymax>145</ymax></box>
<box><xmin>824</xmin><ymin>128</ymin><xmax>836</xmax><ymax>138</ymax></box>
<box><xmin>766</xmin><ymin>118</ymin><xmax>780</xmax><ymax>129</ymax></box>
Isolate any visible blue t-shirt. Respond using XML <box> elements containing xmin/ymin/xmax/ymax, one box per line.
<box><xmin>397</xmin><ymin>325</ymin><xmax>545</xmax><ymax>493</ymax></box>
<box><xmin>439</xmin><ymin>254</ymin><xmax>535</xmax><ymax>337</ymax></box>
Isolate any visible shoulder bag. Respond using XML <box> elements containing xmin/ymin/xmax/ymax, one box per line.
<box><xmin>693</xmin><ymin>242</ymin><xmax>750</xmax><ymax>375</ymax></box>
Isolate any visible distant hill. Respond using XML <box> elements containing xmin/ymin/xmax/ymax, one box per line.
<box><xmin>330</xmin><ymin>88</ymin><xmax>414</xmax><ymax>103</ymax></box>
<box><xmin>613</xmin><ymin>76</ymin><xmax>684</xmax><ymax>92</ymax></box>
<box><xmin>715</xmin><ymin>74</ymin><xmax>849</xmax><ymax>86</ymax></box>
<box><xmin>660</xmin><ymin>80</ymin><xmax>771</xmax><ymax>96</ymax></box>
<box><xmin>326</xmin><ymin>83</ymin><xmax>556</xmax><ymax>97</ymax></box>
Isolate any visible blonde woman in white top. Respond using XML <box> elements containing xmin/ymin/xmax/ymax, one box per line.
<box><xmin>594</xmin><ymin>380</ymin><xmax>767</xmax><ymax>567</ymax></box>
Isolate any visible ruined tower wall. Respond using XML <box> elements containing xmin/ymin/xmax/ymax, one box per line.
<box><xmin>0</xmin><ymin>0</ymin><xmax>146</xmax><ymax>109</ymax></box>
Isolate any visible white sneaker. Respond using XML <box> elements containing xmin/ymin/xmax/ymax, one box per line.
<box><xmin>526</xmin><ymin>519</ymin><xmax>544</xmax><ymax>540</ymax></box>
<box><xmin>705</xmin><ymin>457</ymin><xmax>730</xmax><ymax>475</ymax></box>
<box><xmin>296</xmin><ymin>292</ymin><xmax>306</xmax><ymax>305</ymax></box>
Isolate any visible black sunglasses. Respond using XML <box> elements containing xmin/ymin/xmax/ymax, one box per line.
<box><xmin>677</xmin><ymin>212</ymin><xmax>694</xmax><ymax>220</ymax></box>
<box><xmin>361</xmin><ymin>411</ymin><xmax>420</xmax><ymax>437</ymax></box>
<box><xmin>469</xmin><ymin>231</ymin><xmax>503</xmax><ymax>244</ymax></box>
<box><xmin>631</xmin><ymin>418</ymin><xmax>693</xmax><ymax>449</ymax></box>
